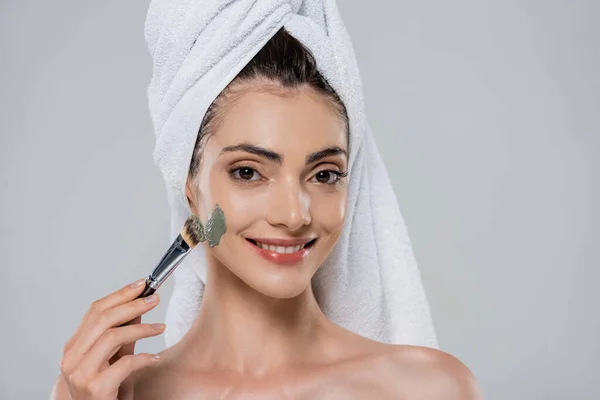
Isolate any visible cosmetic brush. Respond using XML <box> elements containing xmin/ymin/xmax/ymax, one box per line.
<box><xmin>119</xmin><ymin>214</ymin><xmax>205</xmax><ymax>326</ymax></box>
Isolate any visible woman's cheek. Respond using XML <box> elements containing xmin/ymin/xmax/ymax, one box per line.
<box><xmin>314</xmin><ymin>191</ymin><xmax>347</xmax><ymax>232</ymax></box>
<box><xmin>226</xmin><ymin>190</ymin><xmax>255</xmax><ymax>214</ymax></box>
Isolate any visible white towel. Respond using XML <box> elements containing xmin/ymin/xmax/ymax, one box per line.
<box><xmin>144</xmin><ymin>0</ymin><xmax>439</xmax><ymax>349</ymax></box>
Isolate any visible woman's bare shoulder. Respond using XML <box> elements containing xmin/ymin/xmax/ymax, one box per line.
<box><xmin>325</xmin><ymin>329</ymin><xmax>481</xmax><ymax>399</ymax></box>
<box><xmin>381</xmin><ymin>344</ymin><xmax>482</xmax><ymax>400</ymax></box>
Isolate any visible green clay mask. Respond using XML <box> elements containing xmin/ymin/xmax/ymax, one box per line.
<box><xmin>192</xmin><ymin>204</ymin><xmax>227</xmax><ymax>248</ymax></box>
<box><xmin>205</xmin><ymin>204</ymin><xmax>227</xmax><ymax>247</ymax></box>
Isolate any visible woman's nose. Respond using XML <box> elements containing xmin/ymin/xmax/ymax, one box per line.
<box><xmin>266</xmin><ymin>179</ymin><xmax>311</xmax><ymax>231</ymax></box>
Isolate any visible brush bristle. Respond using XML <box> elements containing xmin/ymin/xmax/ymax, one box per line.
<box><xmin>182</xmin><ymin>214</ymin><xmax>205</xmax><ymax>247</ymax></box>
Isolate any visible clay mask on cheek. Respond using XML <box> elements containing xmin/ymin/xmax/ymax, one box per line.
<box><xmin>206</xmin><ymin>204</ymin><xmax>227</xmax><ymax>247</ymax></box>
<box><xmin>189</xmin><ymin>204</ymin><xmax>227</xmax><ymax>247</ymax></box>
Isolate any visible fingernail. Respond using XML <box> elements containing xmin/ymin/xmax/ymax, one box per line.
<box><xmin>129</xmin><ymin>279</ymin><xmax>145</xmax><ymax>288</ymax></box>
<box><xmin>152</xmin><ymin>354</ymin><xmax>160</xmax><ymax>361</ymax></box>
<box><xmin>144</xmin><ymin>294</ymin><xmax>157</xmax><ymax>303</ymax></box>
<box><xmin>151</xmin><ymin>323</ymin><xmax>165</xmax><ymax>330</ymax></box>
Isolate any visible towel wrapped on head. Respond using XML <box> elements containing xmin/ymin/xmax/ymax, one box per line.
<box><xmin>144</xmin><ymin>0</ymin><xmax>438</xmax><ymax>349</ymax></box>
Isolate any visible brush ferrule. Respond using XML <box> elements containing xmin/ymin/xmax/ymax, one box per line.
<box><xmin>147</xmin><ymin>233</ymin><xmax>191</xmax><ymax>290</ymax></box>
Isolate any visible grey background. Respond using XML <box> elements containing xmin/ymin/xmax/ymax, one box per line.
<box><xmin>1</xmin><ymin>0</ymin><xmax>598</xmax><ymax>399</ymax></box>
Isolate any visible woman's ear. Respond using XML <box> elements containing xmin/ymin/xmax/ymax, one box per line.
<box><xmin>185</xmin><ymin>177</ymin><xmax>199</xmax><ymax>215</ymax></box>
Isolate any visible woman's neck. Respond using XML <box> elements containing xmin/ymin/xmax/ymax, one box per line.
<box><xmin>173</xmin><ymin>257</ymin><xmax>338</xmax><ymax>378</ymax></box>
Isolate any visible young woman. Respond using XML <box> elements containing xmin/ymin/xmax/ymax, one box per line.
<box><xmin>51</xmin><ymin>25</ymin><xmax>480</xmax><ymax>400</ymax></box>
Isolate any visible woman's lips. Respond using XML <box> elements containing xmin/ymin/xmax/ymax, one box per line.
<box><xmin>245</xmin><ymin>238</ymin><xmax>315</xmax><ymax>265</ymax></box>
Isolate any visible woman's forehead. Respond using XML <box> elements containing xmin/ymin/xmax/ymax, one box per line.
<box><xmin>211</xmin><ymin>89</ymin><xmax>347</xmax><ymax>153</ymax></box>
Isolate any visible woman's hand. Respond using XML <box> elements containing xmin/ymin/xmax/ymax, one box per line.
<box><xmin>57</xmin><ymin>279</ymin><xmax>165</xmax><ymax>400</ymax></box>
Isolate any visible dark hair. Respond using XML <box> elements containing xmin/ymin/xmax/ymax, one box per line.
<box><xmin>187</xmin><ymin>27</ymin><xmax>349</xmax><ymax>180</ymax></box>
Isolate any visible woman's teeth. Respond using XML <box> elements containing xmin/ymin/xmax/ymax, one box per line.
<box><xmin>255</xmin><ymin>242</ymin><xmax>306</xmax><ymax>254</ymax></box>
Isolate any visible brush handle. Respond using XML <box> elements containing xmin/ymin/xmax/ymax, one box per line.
<box><xmin>116</xmin><ymin>234</ymin><xmax>190</xmax><ymax>328</ymax></box>
<box><xmin>136</xmin><ymin>283</ymin><xmax>157</xmax><ymax>299</ymax></box>
<box><xmin>117</xmin><ymin>282</ymin><xmax>157</xmax><ymax>327</ymax></box>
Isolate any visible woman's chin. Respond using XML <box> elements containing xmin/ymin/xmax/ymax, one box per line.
<box><xmin>245</xmin><ymin>276</ymin><xmax>311</xmax><ymax>299</ymax></box>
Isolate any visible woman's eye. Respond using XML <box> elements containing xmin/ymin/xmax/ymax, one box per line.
<box><xmin>231</xmin><ymin>166</ymin><xmax>260</xmax><ymax>181</ymax></box>
<box><xmin>313</xmin><ymin>170</ymin><xmax>341</xmax><ymax>184</ymax></box>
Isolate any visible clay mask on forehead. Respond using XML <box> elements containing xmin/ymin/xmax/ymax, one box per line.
<box><xmin>190</xmin><ymin>204</ymin><xmax>227</xmax><ymax>247</ymax></box>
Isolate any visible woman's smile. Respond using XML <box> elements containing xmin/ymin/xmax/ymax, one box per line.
<box><xmin>245</xmin><ymin>237</ymin><xmax>318</xmax><ymax>265</ymax></box>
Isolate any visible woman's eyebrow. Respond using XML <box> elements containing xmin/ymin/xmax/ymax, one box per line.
<box><xmin>220</xmin><ymin>143</ymin><xmax>282</xmax><ymax>164</ymax></box>
<box><xmin>220</xmin><ymin>143</ymin><xmax>347</xmax><ymax>165</ymax></box>
<box><xmin>306</xmin><ymin>146</ymin><xmax>347</xmax><ymax>164</ymax></box>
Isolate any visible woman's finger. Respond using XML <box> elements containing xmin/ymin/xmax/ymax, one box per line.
<box><xmin>93</xmin><ymin>353</ymin><xmax>161</xmax><ymax>393</ymax></box>
<box><xmin>75</xmin><ymin>322</ymin><xmax>166</xmax><ymax>378</ymax></box>
<box><xmin>63</xmin><ymin>278</ymin><xmax>148</xmax><ymax>356</ymax></box>
<box><xmin>70</xmin><ymin>294</ymin><xmax>160</xmax><ymax>360</ymax></box>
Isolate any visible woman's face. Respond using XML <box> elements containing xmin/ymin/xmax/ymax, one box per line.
<box><xmin>186</xmin><ymin>85</ymin><xmax>348</xmax><ymax>299</ymax></box>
